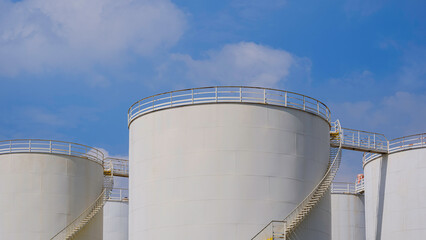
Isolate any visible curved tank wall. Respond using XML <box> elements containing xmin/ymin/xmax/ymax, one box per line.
<box><xmin>331</xmin><ymin>193</ymin><xmax>365</xmax><ymax>240</ymax></box>
<box><xmin>103</xmin><ymin>200</ymin><xmax>129</xmax><ymax>240</ymax></box>
<box><xmin>129</xmin><ymin>102</ymin><xmax>331</xmax><ymax>240</ymax></box>
<box><xmin>364</xmin><ymin>147</ymin><xmax>426</xmax><ymax>240</ymax></box>
<box><xmin>0</xmin><ymin>152</ymin><xmax>104</xmax><ymax>240</ymax></box>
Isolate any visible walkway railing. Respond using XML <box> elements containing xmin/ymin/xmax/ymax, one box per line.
<box><xmin>109</xmin><ymin>188</ymin><xmax>129</xmax><ymax>202</ymax></box>
<box><xmin>128</xmin><ymin>86</ymin><xmax>331</xmax><ymax>126</ymax></box>
<box><xmin>331</xmin><ymin>181</ymin><xmax>364</xmax><ymax>194</ymax></box>
<box><xmin>364</xmin><ymin>133</ymin><xmax>426</xmax><ymax>165</ymax></box>
<box><xmin>355</xmin><ymin>178</ymin><xmax>364</xmax><ymax>193</ymax></box>
<box><xmin>0</xmin><ymin>139</ymin><xmax>103</xmax><ymax>165</ymax></box>
<box><xmin>331</xmin><ymin>182</ymin><xmax>355</xmax><ymax>194</ymax></box>
<box><xmin>333</xmin><ymin>128</ymin><xmax>388</xmax><ymax>153</ymax></box>
<box><xmin>105</xmin><ymin>157</ymin><xmax>129</xmax><ymax>177</ymax></box>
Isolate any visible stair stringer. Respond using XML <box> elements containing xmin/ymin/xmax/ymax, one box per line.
<box><xmin>50</xmin><ymin>161</ymin><xmax>114</xmax><ymax>240</ymax></box>
<box><xmin>251</xmin><ymin>120</ymin><xmax>342</xmax><ymax>240</ymax></box>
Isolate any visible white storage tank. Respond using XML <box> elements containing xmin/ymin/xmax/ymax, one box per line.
<box><xmin>103</xmin><ymin>188</ymin><xmax>129</xmax><ymax>240</ymax></box>
<box><xmin>0</xmin><ymin>139</ymin><xmax>104</xmax><ymax>240</ymax></box>
<box><xmin>331</xmin><ymin>182</ymin><xmax>366</xmax><ymax>240</ymax></box>
<box><xmin>364</xmin><ymin>133</ymin><xmax>426</xmax><ymax>240</ymax></box>
<box><xmin>128</xmin><ymin>87</ymin><xmax>333</xmax><ymax>240</ymax></box>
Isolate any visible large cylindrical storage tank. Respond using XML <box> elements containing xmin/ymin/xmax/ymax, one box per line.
<box><xmin>128</xmin><ymin>87</ymin><xmax>332</xmax><ymax>240</ymax></box>
<box><xmin>364</xmin><ymin>134</ymin><xmax>426</xmax><ymax>240</ymax></box>
<box><xmin>331</xmin><ymin>183</ymin><xmax>365</xmax><ymax>240</ymax></box>
<box><xmin>103</xmin><ymin>188</ymin><xmax>129</xmax><ymax>240</ymax></box>
<box><xmin>0</xmin><ymin>140</ymin><xmax>104</xmax><ymax>240</ymax></box>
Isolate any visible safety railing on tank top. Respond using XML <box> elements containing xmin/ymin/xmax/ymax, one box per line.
<box><xmin>0</xmin><ymin>139</ymin><xmax>104</xmax><ymax>165</ymax></box>
<box><xmin>109</xmin><ymin>188</ymin><xmax>129</xmax><ymax>202</ymax></box>
<box><xmin>355</xmin><ymin>178</ymin><xmax>364</xmax><ymax>193</ymax></box>
<box><xmin>128</xmin><ymin>86</ymin><xmax>331</xmax><ymax>126</ymax></box>
<box><xmin>331</xmin><ymin>182</ymin><xmax>356</xmax><ymax>194</ymax></box>
<box><xmin>363</xmin><ymin>133</ymin><xmax>426</xmax><ymax>165</ymax></box>
<box><xmin>331</xmin><ymin>181</ymin><xmax>364</xmax><ymax>194</ymax></box>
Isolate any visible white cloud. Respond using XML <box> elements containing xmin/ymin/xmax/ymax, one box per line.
<box><xmin>166</xmin><ymin>42</ymin><xmax>309</xmax><ymax>88</ymax></box>
<box><xmin>398</xmin><ymin>47</ymin><xmax>426</xmax><ymax>90</ymax></box>
<box><xmin>95</xmin><ymin>147</ymin><xmax>128</xmax><ymax>160</ymax></box>
<box><xmin>332</xmin><ymin>91</ymin><xmax>426</xmax><ymax>138</ymax></box>
<box><xmin>0</xmin><ymin>0</ymin><xmax>187</xmax><ymax>76</ymax></box>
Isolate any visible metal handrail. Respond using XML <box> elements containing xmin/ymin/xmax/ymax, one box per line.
<box><xmin>363</xmin><ymin>133</ymin><xmax>426</xmax><ymax>166</ymax></box>
<box><xmin>339</xmin><ymin>128</ymin><xmax>388</xmax><ymax>152</ymax></box>
<box><xmin>331</xmin><ymin>182</ymin><xmax>356</xmax><ymax>194</ymax></box>
<box><xmin>105</xmin><ymin>157</ymin><xmax>129</xmax><ymax>177</ymax></box>
<box><xmin>0</xmin><ymin>139</ymin><xmax>103</xmax><ymax>165</ymax></box>
<box><xmin>283</xmin><ymin>121</ymin><xmax>342</xmax><ymax>236</ymax></box>
<box><xmin>331</xmin><ymin>180</ymin><xmax>364</xmax><ymax>194</ymax></box>
<box><xmin>50</xmin><ymin>188</ymin><xmax>108</xmax><ymax>239</ymax></box>
<box><xmin>50</xmin><ymin>174</ymin><xmax>114</xmax><ymax>239</ymax></box>
<box><xmin>252</xmin><ymin>221</ymin><xmax>286</xmax><ymax>240</ymax></box>
<box><xmin>128</xmin><ymin>86</ymin><xmax>331</xmax><ymax>126</ymax></box>
<box><xmin>251</xmin><ymin>120</ymin><xmax>342</xmax><ymax>239</ymax></box>
<box><xmin>355</xmin><ymin>178</ymin><xmax>365</xmax><ymax>193</ymax></box>
<box><xmin>109</xmin><ymin>188</ymin><xmax>129</xmax><ymax>202</ymax></box>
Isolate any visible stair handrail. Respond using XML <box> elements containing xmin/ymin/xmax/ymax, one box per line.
<box><xmin>50</xmin><ymin>162</ymin><xmax>114</xmax><ymax>240</ymax></box>
<box><xmin>50</xmin><ymin>188</ymin><xmax>108</xmax><ymax>240</ymax></box>
<box><xmin>283</xmin><ymin>119</ymin><xmax>342</xmax><ymax>235</ymax></box>
<box><xmin>251</xmin><ymin>120</ymin><xmax>342</xmax><ymax>239</ymax></box>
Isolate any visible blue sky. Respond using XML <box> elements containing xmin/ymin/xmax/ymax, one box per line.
<box><xmin>0</xmin><ymin>0</ymin><xmax>425</xmax><ymax>182</ymax></box>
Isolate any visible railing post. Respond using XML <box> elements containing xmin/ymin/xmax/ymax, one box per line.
<box><xmin>373</xmin><ymin>134</ymin><xmax>376</xmax><ymax>148</ymax></box>
<box><xmin>69</xmin><ymin>143</ymin><xmax>71</xmax><ymax>155</ymax></box>
<box><xmin>152</xmin><ymin>96</ymin><xmax>155</xmax><ymax>110</ymax></box>
<box><xmin>215</xmin><ymin>87</ymin><xmax>218</xmax><ymax>102</ymax></box>
<box><xmin>192</xmin><ymin>89</ymin><xmax>194</xmax><ymax>104</ymax></box>
<box><xmin>29</xmin><ymin>140</ymin><xmax>31</xmax><ymax>152</ymax></box>
<box><xmin>284</xmin><ymin>92</ymin><xmax>287</xmax><ymax>106</ymax></box>
<box><xmin>9</xmin><ymin>140</ymin><xmax>12</xmax><ymax>153</ymax></box>
<box><xmin>317</xmin><ymin>101</ymin><xmax>319</xmax><ymax>114</ymax></box>
<box><xmin>49</xmin><ymin>141</ymin><xmax>52</xmax><ymax>153</ymax></box>
<box><xmin>358</xmin><ymin>131</ymin><xmax>360</xmax><ymax>146</ymax></box>
<box><xmin>240</xmin><ymin>87</ymin><xmax>242</xmax><ymax>102</ymax></box>
<box><xmin>303</xmin><ymin>96</ymin><xmax>306</xmax><ymax>110</ymax></box>
<box><xmin>368</xmin><ymin>136</ymin><xmax>370</xmax><ymax>148</ymax></box>
<box><xmin>263</xmin><ymin>89</ymin><xmax>266</xmax><ymax>103</ymax></box>
<box><xmin>283</xmin><ymin>221</ymin><xmax>287</xmax><ymax>240</ymax></box>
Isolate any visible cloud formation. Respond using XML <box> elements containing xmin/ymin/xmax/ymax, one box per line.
<box><xmin>0</xmin><ymin>0</ymin><xmax>186</xmax><ymax>75</ymax></box>
<box><xmin>332</xmin><ymin>91</ymin><xmax>426</xmax><ymax>137</ymax></box>
<box><xmin>166</xmin><ymin>42</ymin><xmax>309</xmax><ymax>88</ymax></box>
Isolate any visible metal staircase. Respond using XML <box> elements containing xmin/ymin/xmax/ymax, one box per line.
<box><xmin>50</xmin><ymin>160</ymin><xmax>114</xmax><ymax>240</ymax></box>
<box><xmin>252</xmin><ymin>120</ymin><xmax>343</xmax><ymax>240</ymax></box>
